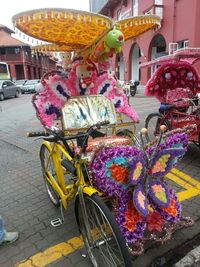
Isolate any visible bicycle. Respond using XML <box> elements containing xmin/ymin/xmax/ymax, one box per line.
<box><xmin>28</xmin><ymin>95</ymin><xmax>133</xmax><ymax>267</ymax></box>
<box><xmin>145</xmin><ymin>96</ymin><xmax>200</xmax><ymax>146</ymax></box>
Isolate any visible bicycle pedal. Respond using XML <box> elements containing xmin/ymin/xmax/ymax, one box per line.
<box><xmin>51</xmin><ymin>218</ymin><xmax>63</xmax><ymax>227</ymax></box>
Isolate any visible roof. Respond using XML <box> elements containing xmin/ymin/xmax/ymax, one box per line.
<box><xmin>0</xmin><ymin>24</ymin><xmax>14</xmax><ymax>34</ymax></box>
<box><xmin>0</xmin><ymin>24</ymin><xmax>29</xmax><ymax>47</ymax></box>
<box><xmin>99</xmin><ymin>0</ymin><xmax>119</xmax><ymax>15</ymax></box>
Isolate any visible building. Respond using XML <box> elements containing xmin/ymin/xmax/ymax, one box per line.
<box><xmin>90</xmin><ymin>0</ymin><xmax>200</xmax><ymax>86</ymax></box>
<box><xmin>0</xmin><ymin>24</ymin><xmax>58</xmax><ymax>81</ymax></box>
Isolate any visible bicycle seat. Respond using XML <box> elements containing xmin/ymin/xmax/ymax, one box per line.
<box><xmin>86</xmin><ymin>136</ymin><xmax>131</xmax><ymax>153</ymax></box>
<box><xmin>159</xmin><ymin>103</ymin><xmax>174</xmax><ymax>113</ymax></box>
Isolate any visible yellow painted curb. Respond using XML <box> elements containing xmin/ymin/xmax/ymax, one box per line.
<box><xmin>15</xmin><ymin>237</ymin><xmax>83</xmax><ymax>267</ymax></box>
<box><xmin>167</xmin><ymin>168</ymin><xmax>200</xmax><ymax>201</ymax></box>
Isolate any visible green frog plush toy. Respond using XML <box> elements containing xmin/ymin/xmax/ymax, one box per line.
<box><xmin>92</xmin><ymin>27</ymin><xmax>124</xmax><ymax>62</ymax></box>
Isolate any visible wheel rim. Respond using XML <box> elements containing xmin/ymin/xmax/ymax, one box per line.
<box><xmin>147</xmin><ymin>116</ymin><xmax>162</xmax><ymax>140</ymax></box>
<box><xmin>41</xmin><ymin>147</ymin><xmax>60</xmax><ymax>205</ymax></box>
<box><xmin>45</xmin><ymin>180</ymin><xmax>59</xmax><ymax>206</ymax></box>
<box><xmin>79</xmin><ymin>197</ymin><xmax>126</xmax><ymax>267</ymax></box>
<box><xmin>0</xmin><ymin>94</ymin><xmax>4</xmax><ymax>101</ymax></box>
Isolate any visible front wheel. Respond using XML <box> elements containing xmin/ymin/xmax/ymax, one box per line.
<box><xmin>75</xmin><ymin>194</ymin><xmax>132</xmax><ymax>267</ymax></box>
<box><xmin>15</xmin><ymin>90</ymin><xmax>20</xmax><ymax>98</ymax></box>
<box><xmin>145</xmin><ymin>113</ymin><xmax>171</xmax><ymax>140</ymax></box>
<box><xmin>0</xmin><ymin>93</ymin><xmax>4</xmax><ymax>101</ymax></box>
<box><xmin>40</xmin><ymin>144</ymin><xmax>60</xmax><ymax>207</ymax></box>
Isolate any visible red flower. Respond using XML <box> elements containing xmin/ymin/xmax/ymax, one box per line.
<box><xmin>147</xmin><ymin>211</ymin><xmax>165</xmax><ymax>232</ymax></box>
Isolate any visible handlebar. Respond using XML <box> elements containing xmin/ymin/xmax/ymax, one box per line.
<box><xmin>27</xmin><ymin>131</ymin><xmax>48</xmax><ymax>137</ymax></box>
<box><xmin>27</xmin><ymin>120</ymin><xmax>110</xmax><ymax>153</ymax></box>
<box><xmin>174</xmin><ymin>96</ymin><xmax>198</xmax><ymax>104</ymax></box>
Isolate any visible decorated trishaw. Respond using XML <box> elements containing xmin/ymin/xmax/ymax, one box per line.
<box><xmin>141</xmin><ymin>48</ymin><xmax>200</xmax><ymax>146</ymax></box>
<box><xmin>12</xmin><ymin>9</ymin><xmax>194</xmax><ymax>266</ymax></box>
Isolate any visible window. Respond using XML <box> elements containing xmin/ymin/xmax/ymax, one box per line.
<box><xmin>7</xmin><ymin>48</ymin><xmax>15</xmax><ymax>54</ymax></box>
<box><xmin>2</xmin><ymin>81</ymin><xmax>7</xmax><ymax>88</ymax></box>
<box><xmin>177</xmin><ymin>40</ymin><xmax>189</xmax><ymax>49</ymax></box>
<box><xmin>155</xmin><ymin>0</ymin><xmax>163</xmax><ymax>4</ymax></box>
<box><xmin>0</xmin><ymin>48</ymin><xmax>6</xmax><ymax>55</ymax></box>
<box><xmin>117</xmin><ymin>9</ymin><xmax>122</xmax><ymax>20</ymax></box>
<box><xmin>2</xmin><ymin>81</ymin><xmax>13</xmax><ymax>87</ymax></box>
<box><xmin>6</xmin><ymin>81</ymin><xmax>14</xmax><ymax>86</ymax></box>
<box><xmin>133</xmin><ymin>0</ymin><xmax>138</xmax><ymax>16</ymax></box>
<box><xmin>0</xmin><ymin>64</ymin><xmax>7</xmax><ymax>73</ymax></box>
<box><xmin>169</xmin><ymin>43</ymin><xmax>178</xmax><ymax>55</ymax></box>
<box><xmin>15</xmin><ymin>48</ymin><xmax>20</xmax><ymax>54</ymax></box>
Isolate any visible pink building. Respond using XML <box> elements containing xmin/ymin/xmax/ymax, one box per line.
<box><xmin>0</xmin><ymin>24</ymin><xmax>58</xmax><ymax>81</ymax></box>
<box><xmin>90</xmin><ymin>0</ymin><xmax>200</xmax><ymax>86</ymax></box>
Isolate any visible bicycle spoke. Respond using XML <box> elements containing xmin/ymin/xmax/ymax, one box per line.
<box><xmin>81</xmin><ymin>198</ymin><xmax>125</xmax><ymax>266</ymax></box>
<box><xmin>40</xmin><ymin>145</ymin><xmax>60</xmax><ymax>207</ymax></box>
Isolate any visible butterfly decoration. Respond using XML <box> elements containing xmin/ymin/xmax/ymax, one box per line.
<box><xmin>32</xmin><ymin>59</ymin><xmax>139</xmax><ymax>128</ymax></box>
<box><xmin>90</xmin><ymin>128</ymin><xmax>190</xmax><ymax>246</ymax></box>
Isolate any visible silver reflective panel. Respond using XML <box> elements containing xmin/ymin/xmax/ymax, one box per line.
<box><xmin>62</xmin><ymin>95</ymin><xmax>117</xmax><ymax>130</ymax></box>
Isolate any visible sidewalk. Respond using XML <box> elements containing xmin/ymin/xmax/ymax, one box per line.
<box><xmin>174</xmin><ymin>245</ymin><xmax>200</xmax><ymax>267</ymax></box>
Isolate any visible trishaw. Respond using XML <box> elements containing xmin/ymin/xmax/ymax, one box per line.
<box><xmin>141</xmin><ymin>48</ymin><xmax>200</xmax><ymax>146</ymax></box>
<box><xmin>12</xmin><ymin>9</ymin><xmax>193</xmax><ymax>266</ymax></box>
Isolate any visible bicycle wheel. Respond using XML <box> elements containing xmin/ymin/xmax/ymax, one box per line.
<box><xmin>75</xmin><ymin>194</ymin><xmax>132</xmax><ymax>267</ymax></box>
<box><xmin>145</xmin><ymin>112</ymin><xmax>171</xmax><ymax>140</ymax></box>
<box><xmin>130</xmin><ymin>86</ymin><xmax>136</xmax><ymax>97</ymax></box>
<box><xmin>40</xmin><ymin>144</ymin><xmax>60</xmax><ymax>207</ymax></box>
<box><xmin>117</xmin><ymin>129</ymin><xmax>140</xmax><ymax>147</ymax></box>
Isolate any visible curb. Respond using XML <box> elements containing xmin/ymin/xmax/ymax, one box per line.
<box><xmin>173</xmin><ymin>246</ymin><xmax>200</xmax><ymax>267</ymax></box>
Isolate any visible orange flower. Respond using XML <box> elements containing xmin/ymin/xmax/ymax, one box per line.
<box><xmin>163</xmin><ymin>198</ymin><xmax>177</xmax><ymax>217</ymax></box>
<box><xmin>125</xmin><ymin>201</ymin><xmax>142</xmax><ymax>231</ymax></box>
<box><xmin>109</xmin><ymin>164</ymin><xmax>128</xmax><ymax>183</ymax></box>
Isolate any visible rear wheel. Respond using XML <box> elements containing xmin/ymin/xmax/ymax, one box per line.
<box><xmin>145</xmin><ymin>113</ymin><xmax>171</xmax><ymax>140</ymax></box>
<box><xmin>15</xmin><ymin>90</ymin><xmax>20</xmax><ymax>98</ymax></box>
<box><xmin>117</xmin><ymin>128</ymin><xmax>140</xmax><ymax>147</ymax></box>
<box><xmin>0</xmin><ymin>93</ymin><xmax>4</xmax><ymax>101</ymax></box>
<box><xmin>75</xmin><ymin>194</ymin><xmax>132</xmax><ymax>267</ymax></box>
<box><xmin>40</xmin><ymin>144</ymin><xmax>60</xmax><ymax>207</ymax></box>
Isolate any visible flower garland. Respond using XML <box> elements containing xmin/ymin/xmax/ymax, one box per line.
<box><xmin>116</xmin><ymin>196</ymin><xmax>146</xmax><ymax>243</ymax></box>
<box><xmin>151</xmin><ymin>187</ymin><xmax>182</xmax><ymax>223</ymax></box>
<box><xmin>90</xmin><ymin>129</ymin><xmax>190</xmax><ymax>249</ymax></box>
<box><xmin>90</xmin><ymin>146</ymin><xmax>143</xmax><ymax>199</ymax></box>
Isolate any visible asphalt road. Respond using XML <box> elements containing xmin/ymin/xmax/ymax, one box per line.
<box><xmin>0</xmin><ymin>93</ymin><xmax>199</xmax><ymax>267</ymax></box>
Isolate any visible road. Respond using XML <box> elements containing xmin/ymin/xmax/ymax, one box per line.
<box><xmin>0</xmin><ymin>94</ymin><xmax>199</xmax><ymax>267</ymax></box>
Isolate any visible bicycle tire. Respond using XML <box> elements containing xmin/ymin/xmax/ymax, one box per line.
<box><xmin>40</xmin><ymin>144</ymin><xmax>60</xmax><ymax>207</ymax></box>
<box><xmin>130</xmin><ymin>86</ymin><xmax>137</xmax><ymax>97</ymax></box>
<box><xmin>75</xmin><ymin>193</ymin><xmax>132</xmax><ymax>267</ymax></box>
<box><xmin>117</xmin><ymin>129</ymin><xmax>140</xmax><ymax>147</ymax></box>
<box><xmin>145</xmin><ymin>112</ymin><xmax>171</xmax><ymax>141</ymax></box>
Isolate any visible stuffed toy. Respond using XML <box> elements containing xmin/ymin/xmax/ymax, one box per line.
<box><xmin>91</xmin><ymin>28</ymin><xmax>124</xmax><ymax>63</ymax></box>
<box><xmin>60</xmin><ymin>52</ymin><xmax>72</xmax><ymax>70</ymax></box>
<box><xmin>75</xmin><ymin>64</ymin><xmax>96</xmax><ymax>95</ymax></box>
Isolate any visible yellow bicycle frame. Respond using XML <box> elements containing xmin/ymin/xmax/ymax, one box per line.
<box><xmin>42</xmin><ymin>140</ymin><xmax>99</xmax><ymax>209</ymax></box>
